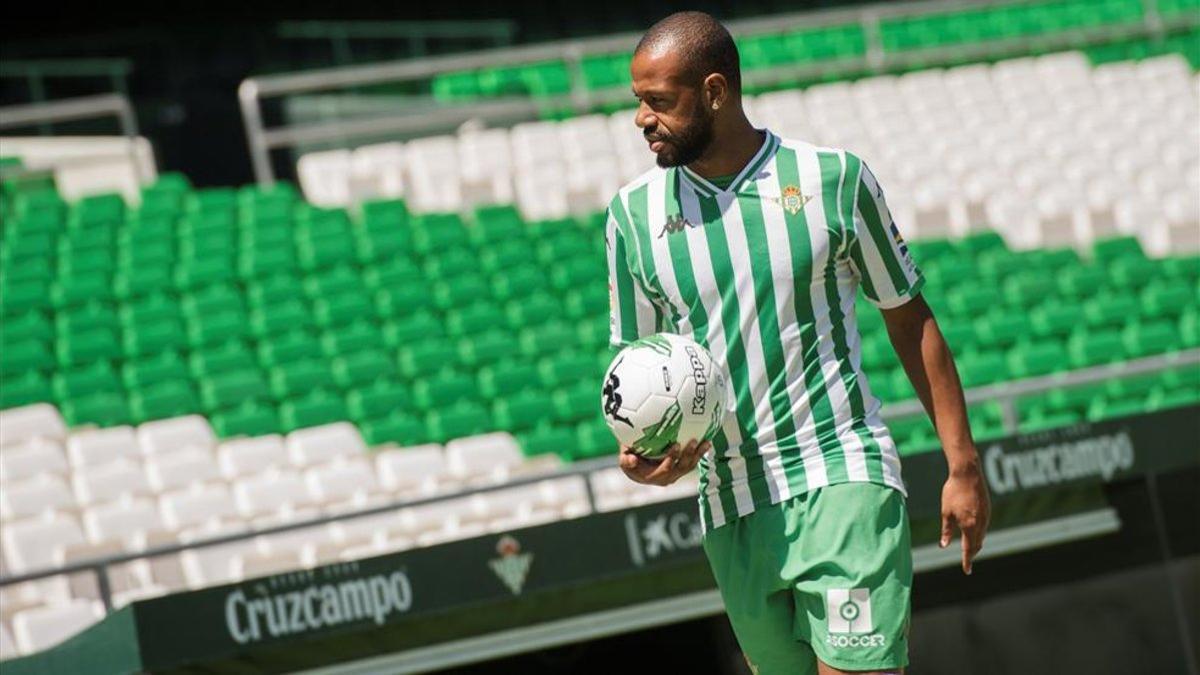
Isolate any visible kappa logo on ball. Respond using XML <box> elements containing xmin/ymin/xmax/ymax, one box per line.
<box><xmin>825</xmin><ymin>588</ymin><xmax>886</xmax><ymax>648</ymax></box>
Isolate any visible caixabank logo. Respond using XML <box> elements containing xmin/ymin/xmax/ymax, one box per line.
<box><xmin>825</xmin><ymin>588</ymin><xmax>886</xmax><ymax>648</ymax></box>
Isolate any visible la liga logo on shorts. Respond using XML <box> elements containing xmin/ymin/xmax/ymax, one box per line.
<box><xmin>826</xmin><ymin>588</ymin><xmax>886</xmax><ymax>648</ymax></box>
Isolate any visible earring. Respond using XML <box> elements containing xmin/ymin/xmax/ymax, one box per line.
<box><xmin>712</xmin><ymin>102</ymin><xmax>720</xmax><ymax>110</ymax></box>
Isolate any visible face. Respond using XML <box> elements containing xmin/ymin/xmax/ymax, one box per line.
<box><xmin>631</xmin><ymin>47</ymin><xmax>716</xmax><ymax>168</ymax></box>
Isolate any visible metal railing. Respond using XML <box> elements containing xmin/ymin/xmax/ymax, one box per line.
<box><xmin>236</xmin><ymin>0</ymin><xmax>1196</xmax><ymax>185</ymax></box>
<box><xmin>277</xmin><ymin>20</ymin><xmax>519</xmax><ymax>64</ymax></box>
<box><xmin>0</xmin><ymin>93</ymin><xmax>147</xmax><ymax>188</ymax></box>
<box><xmin>1</xmin><ymin>348</ymin><xmax>1196</xmax><ymax>612</ymax></box>
<box><xmin>0</xmin><ymin>59</ymin><xmax>134</xmax><ymax>109</ymax></box>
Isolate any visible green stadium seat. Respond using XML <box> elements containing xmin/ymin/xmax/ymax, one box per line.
<box><xmin>279</xmin><ymin>392</ymin><xmax>348</xmax><ymax>432</ymax></box>
<box><xmin>974</xmin><ymin>313</ymin><xmax>1032</xmax><ymax>350</ymax></box>
<box><xmin>122</xmin><ymin>352</ymin><xmax>189</xmax><ymax>390</ymax></box>
<box><xmin>250</xmin><ymin>300</ymin><xmax>313</xmax><ymax>338</ymax></box>
<box><xmin>1083</xmin><ymin>293</ymin><xmax>1139</xmax><ymax>329</ymax></box>
<box><xmin>425</xmin><ymin>402</ymin><xmax>491</xmax><ymax>443</ymax></box>
<box><xmin>360</xmin><ymin>413</ymin><xmax>425</xmax><ymax>446</ymax></box>
<box><xmin>459</xmin><ymin>332</ymin><xmax>520</xmax><ymax>368</ymax></box>
<box><xmin>1056</xmin><ymin>265</ymin><xmax>1107</xmax><ymax>299</ymax></box>
<box><xmin>56</xmin><ymin>328</ymin><xmax>121</xmax><ymax>367</ymax></box>
<box><xmin>321</xmin><ymin>322</ymin><xmax>385</xmax><ymax>357</ymax></box>
<box><xmin>492</xmin><ymin>390</ymin><xmax>545</xmax><ymax>433</ymax></box>
<box><xmin>347</xmin><ymin>380</ymin><xmax>411</xmax><ymax>422</ymax></box>
<box><xmin>129</xmin><ymin>382</ymin><xmax>200</xmax><ymax>423</ymax></box>
<box><xmin>446</xmin><ymin>303</ymin><xmax>507</xmax><ymax>337</ymax></box>
<box><xmin>506</xmin><ymin>293</ymin><xmax>566</xmax><ymax>329</ymax></box>
<box><xmin>519</xmin><ymin>425</ymin><xmax>575</xmax><ymax>457</ymax></box>
<box><xmin>398</xmin><ymin>341</ymin><xmax>460</xmax><ymax>378</ymax></box>
<box><xmin>201</xmin><ymin>370</ymin><xmax>271</xmax><ymax>411</ymax></box>
<box><xmin>519</xmin><ymin>322</ymin><xmax>576</xmax><ymax>357</ymax></box>
<box><xmin>382</xmin><ymin>312</ymin><xmax>445</xmax><ymax>348</ymax></box>
<box><xmin>1092</xmin><ymin>235</ymin><xmax>1145</xmax><ymax>263</ymax></box>
<box><xmin>269</xmin><ymin>360</ymin><xmax>336</xmax><ymax>399</ymax></box>
<box><xmin>412</xmin><ymin>372</ymin><xmax>477</xmax><ymax>411</ymax></box>
<box><xmin>1007</xmin><ymin>342</ymin><xmax>1067</xmax><ymax>378</ymax></box>
<box><xmin>433</xmin><ymin>276</ymin><xmax>491</xmax><ymax>310</ymax></box>
<box><xmin>1123</xmin><ymin>320</ymin><xmax>1178</xmax><ymax>357</ymax></box>
<box><xmin>1067</xmin><ymin>330</ymin><xmax>1127</xmax><ymax>368</ymax></box>
<box><xmin>189</xmin><ymin>342</ymin><xmax>257</xmax><ymax>378</ymax></box>
<box><xmin>538</xmin><ymin>352</ymin><xmax>599</xmax><ymax>389</ymax></box>
<box><xmin>53</xmin><ymin>362</ymin><xmax>121</xmax><ymax>400</ymax></box>
<box><xmin>212</xmin><ymin>402</ymin><xmax>280</xmax><ymax>438</ymax></box>
<box><xmin>478</xmin><ymin>360</ymin><xmax>539</xmax><ymax>400</ymax></box>
<box><xmin>492</xmin><ymin>268</ymin><xmax>547</xmax><ymax>302</ymax></box>
<box><xmin>3</xmin><ymin>312</ymin><xmax>53</xmax><ymax>343</ymax></box>
<box><xmin>572</xmin><ymin>420</ymin><xmax>615</xmax><ymax>460</ymax></box>
<box><xmin>61</xmin><ymin>393</ymin><xmax>131</xmax><ymax>427</ymax></box>
<box><xmin>1140</xmin><ymin>281</ymin><xmax>1192</xmax><ymax>320</ymax></box>
<box><xmin>553</xmin><ymin>383</ymin><xmax>598</xmax><ymax>423</ymax></box>
<box><xmin>123</xmin><ymin>319</ymin><xmax>187</xmax><ymax>358</ymax></box>
<box><xmin>0</xmin><ymin>339</ymin><xmax>54</xmax><ymax>376</ymax></box>
<box><xmin>375</xmin><ymin>286</ymin><xmax>435</xmax><ymax>318</ymax></box>
<box><xmin>364</xmin><ymin>258</ymin><xmax>424</xmax><ymax>291</ymax></box>
<box><xmin>0</xmin><ymin>372</ymin><xmax>53</xmax><ymax>408</ymax></box>
<box><xmin>313</xmin><ymin>293</ymin><xmax>375</xmax><ymax>327</ymax></box>
<box><xmin>258</xmin><ymin>331</ymin><xmax>323</xmax><ymax>367</ymax></box>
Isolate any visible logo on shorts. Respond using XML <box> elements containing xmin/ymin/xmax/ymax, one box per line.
<box><xmin>826</xmin><ymin>588</ymin><xmax>887</xmax><ymax>648</ymax></box>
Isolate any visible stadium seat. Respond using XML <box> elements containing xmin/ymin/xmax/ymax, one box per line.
<box><xmin>0</xmin><ymin>439</ymin><xmax>68</xmax><ymax>482</ymax></box>
<box><xmin>11</xmin><ymin>601</ymin><xmax>103</xmax><ymax>654</ymax></box>
<box><xmin>71</xmin><ymin>458</ymin><xmax>152</xmax><ymax>506</ymax></box>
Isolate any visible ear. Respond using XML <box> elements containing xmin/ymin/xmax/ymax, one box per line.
<box><xmin>702</xmin><ymin>73</ymin><xmax>728</xmax><ymax>110</ymax></box>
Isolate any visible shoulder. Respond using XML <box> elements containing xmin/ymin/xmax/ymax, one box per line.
<box><xmin>611</xmin><ymin>165</ymin><xmax>668</xmax><ymax>207</ymax></box>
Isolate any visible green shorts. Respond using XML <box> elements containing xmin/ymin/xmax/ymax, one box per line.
<box><xmin>702</xmin><ymin>482</ymin><xmax>912</xmax><ymax>674</ymax></box>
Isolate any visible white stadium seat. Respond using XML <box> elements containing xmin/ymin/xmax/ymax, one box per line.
<box><xmin>0</xmin><ymin>474</ymin><xmax>76</xmax><ymax>520</ymax></box>
<box><xmin>304</xmin><ymin>458</ymin><xmax>379</xmax><ymax>503</ymax></box>
<box><xmin>233</xmin><ymin>469</ymin><xmax>316</xmax><ymax>516</ymax></box>
<box><xmin>72</xmin><ymin>457</ymin><xmax>152</xmax><ymax>505</ymax></box>
<box><xmin>216</xmin><ymin>434</ymin><xmax>288</xmax><ymax>479</ymax></box>
<box><xmin>0</xmin><ymin>622</ymin><xmax>17</xmax><ymax>660</ymax></box>
<box><xmin>82</xmin><ymin>496</ymin><xmax>166</xmax><ymax>546</ymax></box>
<box><xmin>444</xmin><ymin>432</ymin><xmax>524</xmax><ymax>479</ymax></box>
<box><xmin>1</xmin><ymin>513</ymin><xmax>86</xmax><ymax>573</ymax></box>
<box><xmin>0</xmin><ymin>404</ymin><xmax>67</xmax><ymax>448</ymax></box>
<box><xmin>137</xmin><ymin>415</ymin><xmax>216</xmax><ymax>457</ymax></box>
<box><xmin>297</xmin><ymin>148</ymin><xmax>353</xmax><ymax>207</ymax></box>
<box><xmin>375</xmin><ymin>444</ymin><xmax>446</xmax><ymax>493</ymax></box>
<box><xmin>66</xmin><ymin>426</ymin><xmax>138</xmax><ymax>467</ymax></box>
<box><xmin>144</xmin><ymin>448</ymin><xmax>220</xmax><ymax>492</ymax></box>
<box><xmin>158</xmin><ymin>483</ymin><xmax>238</xmax><ymax>530</ymax></box>
<box><xmin>286</xmin><ymin>422</ymin><xmax>366</xmax><ymax>467</ymax></box>
<box><xmin>0</xmin><ymin>439</ymin><xmax>68</xmax><ymax>483</ymax></box>
<box><xmin>11</xmin><ymin>600</ymin><xmax>104</xmax><ymax>654</ymax></box>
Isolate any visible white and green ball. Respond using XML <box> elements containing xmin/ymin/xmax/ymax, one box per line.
<box><xmin>600</xmin><ymin>333</ymin><xmax>730</xmax><ymax>459</ymax></box>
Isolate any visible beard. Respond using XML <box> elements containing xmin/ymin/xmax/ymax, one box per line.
<box><xmin>647</xmin><ymin>103</ymin><xmax>715</xmax><ymax>168</ymax></box>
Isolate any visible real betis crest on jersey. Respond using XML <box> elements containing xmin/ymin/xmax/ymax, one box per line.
<box><xmin>778</xmin><ymin>184</ymin><xmax>811</xmax><ymax>215</ymax></box>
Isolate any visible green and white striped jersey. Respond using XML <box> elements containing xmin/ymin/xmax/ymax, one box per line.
<box><xmin>605</xmin><ymin>130</ymin><xmax>925</xmax><ymax>531</ymax></box>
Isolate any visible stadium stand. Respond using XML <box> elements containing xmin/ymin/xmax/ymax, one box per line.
<box><xmin>1</xmin><ymin>0</ymin><xmax>1198</xmax><ymax>664</ymax></box>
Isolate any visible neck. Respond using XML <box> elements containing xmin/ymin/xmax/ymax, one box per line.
<box><xmin>686</xmin><ymin>113</ymin><xmax>764</xmax><ymax>179</ymax></box>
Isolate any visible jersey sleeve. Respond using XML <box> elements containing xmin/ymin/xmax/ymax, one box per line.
<box><xmin>606</xmin><ymin>208</ymin><xmax>664</xmax><ymax>348</ymax></box>
<box><xmin>846</xmin><ymin>158</ymin><xmax>925</xmax><ymax>309</ymax></box>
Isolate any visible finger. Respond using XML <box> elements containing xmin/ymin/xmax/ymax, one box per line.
<box><xmin>646</xmin><ymin>452</ymin><xmax>677</xmax><ymax>484</ymax></box>
<box><xmin>619</xmin><ymin>451</ymin><xmax>639</xmax><ymax>471</ymax></box>
<box><xmin>961</xmin><ymin>529</ymin><xmax>973</xmax><ymax>575</ymax></box>
<box><xmin>940</xmin><ymin>513</ymin><xmax>955</xmax><ymax>549</ymax></box>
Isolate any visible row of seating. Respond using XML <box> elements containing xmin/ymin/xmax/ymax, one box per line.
<box><xmin>299</xmin><ymin>52</ymin><xmax>1200</xmax><ymax>257</ymax></box>
<box><xmin>429</xmin><ymin>0</ymin><xmax>1191</xmax><ymax>101</ymax></box>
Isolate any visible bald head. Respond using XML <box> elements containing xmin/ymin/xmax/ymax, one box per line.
<box><xmin>635</xmin><ymin>11</ymin><xmax>741</xmax><ymax>95</ymax></box>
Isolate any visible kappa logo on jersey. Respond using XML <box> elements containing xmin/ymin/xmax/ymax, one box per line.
<box><xmin>774</xmin><ymin>184</ymin><xmax>813</xmax><ymax>215</ymax></box>
<box><xmin>826</xmin><ymin>588</ymin><xmax>886</xmax><ymax>648</ymax></box>
<box><xmin>657</xmin><ymin>214</ymin><xmax>699</xmax><ymax>238</ymax></box>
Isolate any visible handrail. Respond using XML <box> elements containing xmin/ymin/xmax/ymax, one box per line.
<box><xmin>2</xmin><ymin>348</ymin><xmax>1196</xmax><ymax>611</ymax></box>
<box><xmin>0</xmin><ymin>93</ymin><xmax>138</xmax><ymax>136</ymax></box>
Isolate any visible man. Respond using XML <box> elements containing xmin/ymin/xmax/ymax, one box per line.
<box><xmin>605</xmin><ymin>12</ymin><xmax>991</xmax><ymax>675</ymax></box>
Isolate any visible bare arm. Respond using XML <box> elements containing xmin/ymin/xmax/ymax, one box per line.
<box><xmin>881</xmin><ymin>294</ymin><xmax>990</xmax><ymax>574</ymax></box>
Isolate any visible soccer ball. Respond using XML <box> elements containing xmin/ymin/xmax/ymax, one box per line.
<box><xmin>600</xmin><ymin>333</ymin><xmax>730</xmax><ymax>459</ymax></box>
